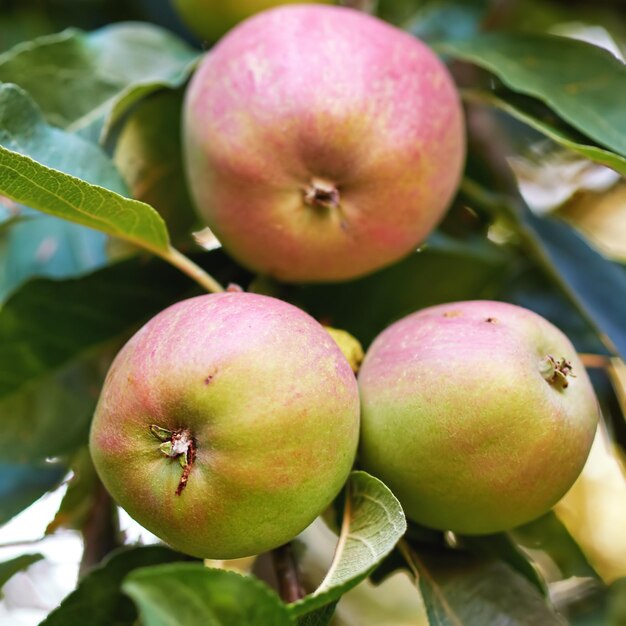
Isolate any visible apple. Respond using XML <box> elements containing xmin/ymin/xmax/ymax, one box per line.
<box><xmin>89</xmin><ymin>292</ymin><xmax>360</xmax><ymax>559</ymax></box>
<box><xmin>183</xmin><ymin>4</ymin><xmax>465</xmax><ymax>282</ymax></box>
<box><xmin>358</xmin><ymin>300</ymin><xmax>599</xmax><ymax>534</ymax></box>
<box><xmin>171</xmin><ymin>0</ymin><xmax>331</xmax><ymax>42</ymax></box>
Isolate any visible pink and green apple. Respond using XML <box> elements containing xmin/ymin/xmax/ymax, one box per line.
<box><xmin>89</xmin><ymin>292</ymin><xmax>360</xmax><ymax>559</ymax></box>
<box><xmin>183</xmin><ymin>4</ymin><xmax>465</xmax><ymax>282</ymax></box>
<box><xmin>358</xmin><ymin>300</ymin><xmax>599</xmax><ymax>534</ymax></box>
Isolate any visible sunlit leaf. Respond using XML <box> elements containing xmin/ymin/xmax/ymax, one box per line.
<box><xmin>289</xmin><ymin>472</ymin><xmax>406</xmax><ymax>621</ymax></box>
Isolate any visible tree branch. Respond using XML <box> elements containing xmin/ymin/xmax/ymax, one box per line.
<box><xmin>271</xmin><ymin>542</ymin><xmax>305</xmax><ymax>604</ymax></box>
<box><xmin>79</xmin><ymin>481</ymin><xmax>120</xmax><ymax>576</ymax></box>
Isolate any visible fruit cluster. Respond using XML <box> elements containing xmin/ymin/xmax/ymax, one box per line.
<box><xmin>90</xmin><ymin>4</ymin><xmax>599</xmax><ymax>560</ymax></box>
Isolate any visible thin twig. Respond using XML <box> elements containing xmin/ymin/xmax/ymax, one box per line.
<box><xmin>271</xmin><ymin>542</ymin><xmax>305</xmax><ymax>603</ymax></box>
<box><xmin>160</xmin><ymin>246</ymin><xmax>225</xmax><ymax>294</ymax></box>
<box><xmin>79</xmin><ymin>482</ymin><xmax>120</xmax><ymax>576</ymax></box>
<box><xmin>0</xmin><ymin>537</ymin><xmax>48</xmax><ymax>549</ymax></box>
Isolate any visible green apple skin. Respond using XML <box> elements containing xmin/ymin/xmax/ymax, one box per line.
<box><xmin>172</xmin><ymin>0</ymin><xmax>331</xmax><ymax>42</ymax></box>
<box><xmin>89</xmin><ymin>292</ymin><xmax>359</xmax><ymax>559</ymax></box>
<box><xmin>358</xmin><ymin>300</ymin><xmax>599</xmax><ymax>535</ymax></box>
<box><xmin>183</xmin><ymin>4</ymin><xmax>464</xmax><ymax>282</ymax></box>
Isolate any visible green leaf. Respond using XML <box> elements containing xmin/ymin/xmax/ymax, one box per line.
<box><xmin>287</xmin><ymin>235</ymin><xmax>509</xmax><ymax>346</ymax></box>
<box><xmin>0</xmin><ymin>462</ymin><xmax>65</xmax><ymax>524</ymax></box>
<box><xmin>462</xmin><ymin>180</ymin><xmax>626</xmax><ymax>361</ymax></box>
<box><xmin>513</xmin><ymin>512</ymin><xmax>597</xmax><ymax>580</ymax></box>
<box><xmin>402</xmin><ymin>543</ymin><xmax>564</xmax><ymax>625</ymax></box>
<box><xmin>520</xmin><ymin>209</ymin><xmax>626</xmax><ymax>360</ymax></box>
<box><xmin>440</xmin><ymin>34</ymin><xmax>626</xmax><ymax>157</ymax></box>
<box><xmin>555</xmin><ymin>577</ymin><xmax>626</xmax><ymax>626</ymax></box>
<box><xmin>0</xmin><ymin>83</ymin><xmax>125</xmax><ymax>299</ymax></box>
<box><xmin>462</xmin><ymin>90</ymin><xmax>626</xmax><ymax>176</ymax></box>
<box><xmin>113</xmin><ymin>89</ymin><xmax>198</xmax><ymax>248</ymax></box>
<box><xmin>0</xmin><ymin>83</ymin><xmax>127</xmax><ymax>191</ymax></box>
<box><xmin>0</xmin><ymin>553</ymin><xmax>43</xmax><ymax>598</ymax></box>
<box><xmin>42</xmin><ymin>546</ymin><xmax>195</xmax><ymax>626</ymax></box>
<box><xmin>0</xmin><ymin>209</ymin><xmax>107</xmax><ymax>302</ymax></box>
<box><xmin>0</xmin><ymin>255</ymin><xmax>198</xmax><ymax>463</ymax></box>
<box><xmin>0</xmin><ymin>23</ymin><xmax>199</xmax><ymax>139</ymax></box>
<box><xmin>0</xmin><ymin>145</ymin><xmax>170</xmax><ymax>255</ymax></box>
<box><xmin>294</xmin><ymin>603</ymin><xmax>337</xmax><ymax>626</ymax></box>
<box><xmin>405</xmin><ymin>0</ymin><xmax>488</xmax><ymax>44</ymax></box>
<box><xmin>0</xmin><ymin>7</ymin><xmax>53</xmax><ymax>52</ymax></box>
<box><xmin>123</xmin><ymin>565</ymin><xmax>295</xmax><ymax>626</ymax></box>
<box><xmin>289</xmin><ymin>472</ymin><xmax>406</xmax><ymax>620</ymax></box>
<box><xmin>0</xmin><ymin>82</ymin><xmax>169</xmax><ymax>259</ymax></box>
<box><xmin>498</xmin><ymin>262</ymin><xmax>607</xmax><ymax>356</ymax></box>
<box><xmin>459</xmin><ymin>533</ymin><xmax>547</xmax><ymax>596</ymax></box>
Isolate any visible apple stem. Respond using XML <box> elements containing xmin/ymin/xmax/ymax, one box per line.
<box><xmin>540</xmin><ymin>355</ymin><xmax>575</xmax><ymax>389</ymax></box>
<box><xmin>303</xmin><ymin>178</ymin><xmax>340</xmax><ymax>211</ymax></box>
<box><xmin>151</xmin><ymin>425</ymin><xmax>197</xmax><ymax>495</ymax></box>
<box><xmin>271</xmin><ymin>542</ymin><xmax>305</xmax><ymax>603</ymax></box>
<box><xmin>160</xmin><ymin>246</ymin><xmax>225</xmax><ymax>294</ymax></box>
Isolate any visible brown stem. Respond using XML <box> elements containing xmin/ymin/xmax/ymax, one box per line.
<box><xmin>271</xmin><ymin>542</ymin><xmax>305</xmax><ymax>603</ymax></box>
<box><xmin>79</xmin><ymin>481</ymin><xmax>120</xmax><ymax>576</ymax></box>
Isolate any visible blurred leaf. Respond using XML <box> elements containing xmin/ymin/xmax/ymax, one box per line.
<box><xmin>520</xmin><ymin>210</ymin><xmax>626</xmax><ymax>360</ymax></box>
<box><xmin>462</xmin><ymin>180</ymin><xmax>626</xmax><ymax>360</ymax></box>
<box><xmin>0</xmin><ymin>83</ymin><xmax>174</xmax><ymax>292</ymax></box>
<box><xmin>0</xmin><ymin>83</ymin><xmax>126</xmax><ymax>192</ymax></box>
<box><xmin>113</xmin><ymin>90</ymin><xmax>198</xmax><ymax>248</ymax></box>
<box><xmin>0</xmin><ymin>146</ymin><xmax>170</xmax><ymax>255</ymax></box>
<box><xmin>289</xmin><ymin>472</ymin><xmax>406</xmax><ymax>620</ymax></box>
<box><xmin>123</xmin><ymin>565</ymin><xmax>294</xmax><ymax>626</ymax></box>
<box><xmin>0</xmin><ymin>8</ymin><xmax>53</xmax><ymax>52</ymax></box>
<box><xmin>42</xmin><ymin>545</ymin><xmax>195</xmax><ymax>626</ymax></box>
<box><xmin>0</xmin><ymin>553</ymin><xmax>43</xmax><ymax>598</ymax></box>
<box><xmin>0</xmin><ymin>462</ymin><xmax>65</xmax><ymax>525</ymax></box>
<box><xmin>289</xmin><ymin>235</ymin><xmax>509</xmax><ymax>346</ymax></box>
<box><xmin>0</xmin><ymin>255</ymin><xmax>199</xmax><ymax>463</ymax></box>
<box><xmin>514</xmin><ymin>512</ymin><xmax>597</xmax><ymax>580</ymax></box>
<box><xmin>0</xmin><ymin>83</ymin><xmax>128</xmax><ymax>298</ymax></box>
<box><xmin>462</xmin><ymin>90</ymin><xmax>626</xmax><ymax>176</ymax></box>
<box><xmin>498</xmin><ymin>262</ymin><xmax>606</xmax><ymax>356</ymax></box>
<box><xmin>569</xmin><ymin>578</ymin><xmax>626</xmax><ymax>626</ymax></box>
<box><xmin>459</xmin><ymin>533</ymin><xmax>547</xmax><ymax>596</ymax></box>
<box><xmin>405</xmin><ymin>0</ymin><xmax>488</xmax><ymax>44</ymax></box>
<box><xmin>0</xmin><ymin>23</ymin><xmax>199</xmax><ymax>140</ymax></box>
<box><xmin>440</xmin><ymin>34</ymin><xmax>626</xmax><ymax>157</ymax></box>
<box><xmin>0</xmin><ymin>210</ymin><xmax>108</xmax><ymax>303</ymax></box>
<box><xmin>607</xmin><ymin>579</ymin><xmax>626</xmax><ymax>625</ymax></box>
<box><xmin>46</xmin><ymin>448</ymin><xmax>99</xmax><ymax>534</ymax></box>
<box><xmin>402</xmin><ymin>543</ymin><xmax>564</xmax><ymax>625</ymax></box>
<box><xmin>376</xmin><ymin>0</ymin><xmax>422</xmax><ymax>25</ymax></box>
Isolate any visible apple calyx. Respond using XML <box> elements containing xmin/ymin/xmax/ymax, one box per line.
<box><xmin>540</xmin><ymin>355</ymin><xmax>575</xmax><ymax>389</ymax></box>
<box><xmin>150</xmin><ymin>424</ymin><xmax>197</xmax><ymax>495</ymax></box>
<box><xmin>303</xmin><ymin>177</ymin><xmax>340</xmax><ymax>210</ymax></box>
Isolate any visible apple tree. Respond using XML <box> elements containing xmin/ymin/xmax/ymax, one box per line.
<box><xmin>0</xmin><ymin>0</ymin><xmax>625</xmax><ymax>625</ymax></box>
